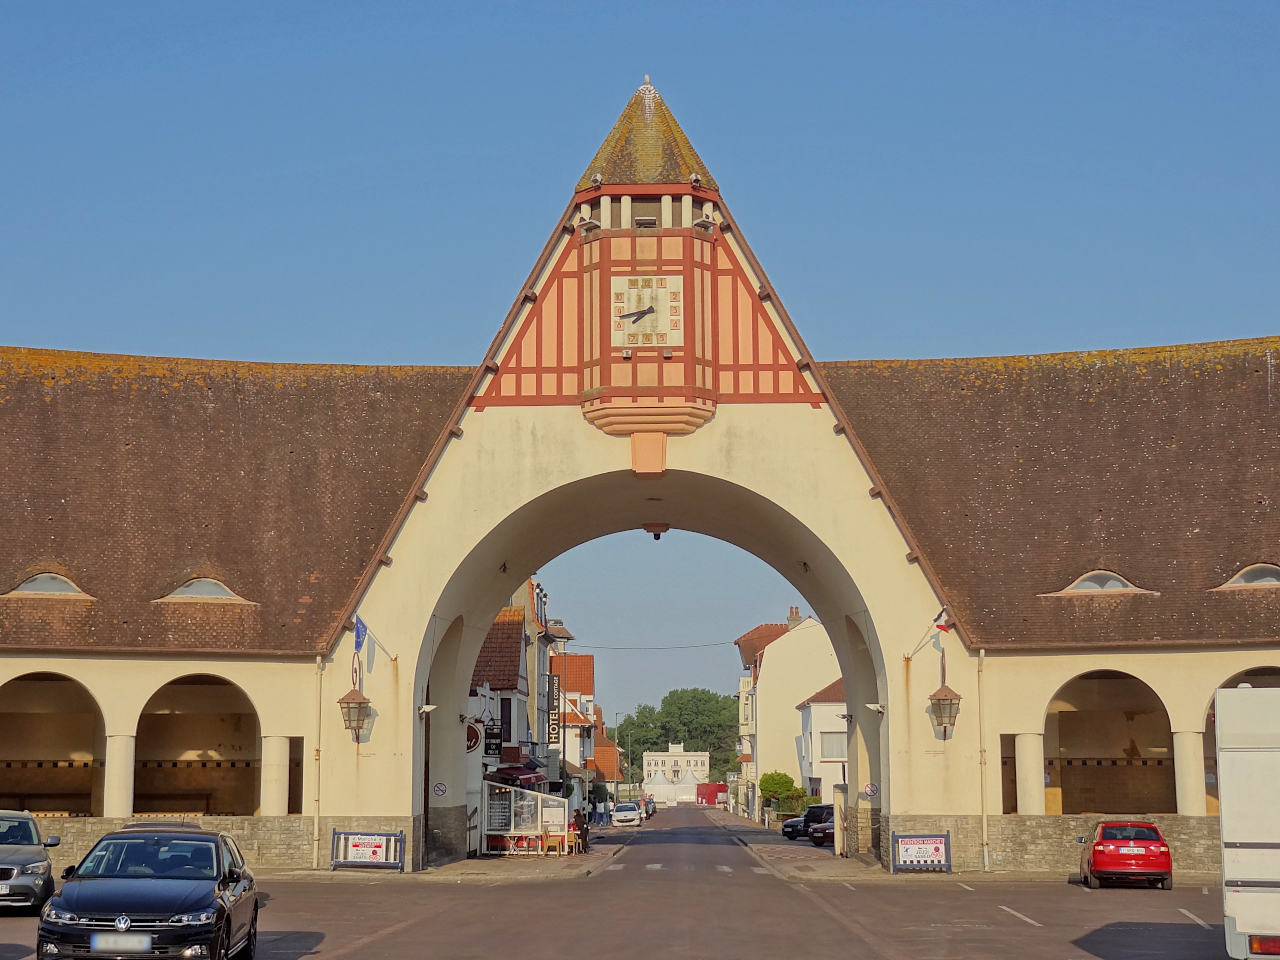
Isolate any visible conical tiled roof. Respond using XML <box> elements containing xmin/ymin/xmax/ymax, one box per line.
<box><xmin>575</xmin><ymin>78</ymin><xmax>718</xmax><ymax>192</ymax></box>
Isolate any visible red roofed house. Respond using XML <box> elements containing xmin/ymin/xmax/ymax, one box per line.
<box><xmin>587</xmin><ymin>705</ymin><xmax>624</xmax><ymax>800</ymax></box>
<box><xmin>796</xmin><ymin>679</ymin><xmax>849</xmax><ymax>805</ymax></box>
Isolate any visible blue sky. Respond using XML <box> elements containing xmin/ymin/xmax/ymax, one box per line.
<box><xmin>3</xmin><ymin>2</ymin><xmax>1276</xmax><ymax>718</ymax></box>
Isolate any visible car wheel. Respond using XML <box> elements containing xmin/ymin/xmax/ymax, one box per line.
<box><xmin>241</xmin><ymin>907</ymin><xmax>258</xmax><ymax>960</ymax></box>
<box><xmin>811</xmin><ymin>837</ymin><xmax>825</xmax><ymax>847</ymax></box>
<box><xmin>1160</xmin><ymin>876</ymin><xmax>1173</xmax><ymax>891</ymax></box>
<box><xmin>1086</xmin><ymin>868</ymin><xmax>1100</xmax><ymax>889</ymax></box>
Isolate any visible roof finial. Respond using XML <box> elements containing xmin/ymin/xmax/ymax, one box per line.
<box><xmin>644</xmin><ymin>73</ymin><xmax>650</xmax><ymax>85</ymax></box>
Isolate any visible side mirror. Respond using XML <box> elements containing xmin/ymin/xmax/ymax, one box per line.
<box><xmin>61</xmin><ymin>866</ymin><xmax>76</xmax><ymax>880</ymax></box>
<box><xmin>224</xmin><ymin>867</ymin><xmax>242</xmax><ymax>884</ymax></box>
<box><xmin>1074</xmin><ymin>836</ymin><xmax>1086</xmax><ymax>844</ymax></box>
<box><xmin>44</xmin><ymin>836</ymin><xmax>61</xmax><ymax>848</ymax></box>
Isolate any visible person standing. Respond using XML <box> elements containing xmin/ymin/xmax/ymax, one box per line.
<box><xmin>573</xmin><ymin>808</ymin><xmax>589</xmax><ymax>852</ymax></box>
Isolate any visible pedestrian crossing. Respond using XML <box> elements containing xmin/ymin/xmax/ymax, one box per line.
<box><xmin>604</xmin><ymin>863</ymin><xmax>773</xmax><ymax>876</ymax></box>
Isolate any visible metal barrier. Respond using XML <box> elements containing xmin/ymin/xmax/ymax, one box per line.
<box><xmin>330</xmin><ymin>829</ymin><xmax>406</xmax><ymax>872</ymax></box>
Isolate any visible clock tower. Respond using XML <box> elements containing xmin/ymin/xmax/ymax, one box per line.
<box><xmin>473</xmin><ymin>77</ymin><xmax>823</xmax><ymax>474</ymax></box>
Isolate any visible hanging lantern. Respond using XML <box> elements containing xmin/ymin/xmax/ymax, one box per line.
<box><xmin>928</xmin><ymin>684</ymin><xmax>962</xmax><ymax>738</ymax></box>
<box><xmin>338</xmin><ymin>687</ymin><xmax>372</xmax><ymax>742</ymax></box>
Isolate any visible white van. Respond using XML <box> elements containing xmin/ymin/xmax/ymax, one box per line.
<box><xmin>1215</xmin><ymin>686</ymin><xmax>1280</xmax><ymax>959</ymax></box>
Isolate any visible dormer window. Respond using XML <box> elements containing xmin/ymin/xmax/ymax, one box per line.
<box><xmin>1043</xmin><ymin>570</ymin><xmax>1155</xmax><ymax>596</ymax></box>
<box><xmin>156</xmin><ymin>578</ymin><xmax>252</xmax><ymax>603</ymax></box>
<box><xmin>1215</xmin><ymin>563</ymin><xmax>1280</xmax><ymax>590</ymax></box>
<box><xmin>4</xmin><ymin>573</ymin><xmax>91</xmax><ymax>598</ymax></box>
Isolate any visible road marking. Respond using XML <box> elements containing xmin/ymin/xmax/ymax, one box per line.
<box><xmin>1179</xmin><ymin>908</ymin><xmax>1211</xmax><ymax>930</ymax></box>
<box><xmin>843</xmin><ymin>882</ymin><xmax>857</xmax><ymax>891</ymax></box>
<box><xmin>998</xmin><ymin>905</ymin><xmax>1042</xmax><ymax>927</ymax></box>
<box><xmin>752</xmin><ymin>867</ymin><xmax>769</xmax><ymax>874</ymax></box>
<box><xmin>644</xmin><ymin>863</ymin><xmax>663</xmax><ymax>871</ymax></box>
<box><xmin>957</xmin><ymin>882</ymin><xmax>974</xmax><ymax>891</ymax></box>
<box><xmin>716</xmin><ymin>865</ymin><xmax>733</xmax><ymax>873</ymax></box>
<box><xmin>605</xmin><ymin>864</ymin><xmax>624</xmax><ymax>871</ymax></box>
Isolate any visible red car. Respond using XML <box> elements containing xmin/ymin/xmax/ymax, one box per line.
<box><xmin>1078</xmin><ymin>821</ymin><xmax>1173</xmax><ymax>889</ymax></box>
<box><xmin>808</xmin><ymin>820</ymin><xmax>835</xmax><ymax>847</ymax></box>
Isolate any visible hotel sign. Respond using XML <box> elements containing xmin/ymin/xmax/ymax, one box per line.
<box><xmin>548</xmin><ymin>675</ymin><xmax>561</xmax><ymax>745</ymax></box>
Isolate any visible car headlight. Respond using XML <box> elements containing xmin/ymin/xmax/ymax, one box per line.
<box><xmin>22</xmin><ymin>861</ymin><xmax>51</xmax><ymax>875</ymax></box>
<box><xmin>168</xmin><ymin>910</ymin><xmax>217</xmax><ymax>926</ymax></box>
<box><xmin>43</xmin><ymin>903</ymin><xmax>80</xmax><ymax>924</ymax></box>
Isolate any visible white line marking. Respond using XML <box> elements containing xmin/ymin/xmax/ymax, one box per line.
<box><xmin>957</xmin><ymin>882</ymin><xmax>974</xmax><ymax>891</ymax></box>
<box><xmin>716</xmin><ymin>865</ymin><xmax>733</xmax><ymax>873</ymax></box>
<box><xmin>843</xmin><ymin>882</ymin><xmax>857</xmax><ymax>891</ymax></box>
<box><xmin>645</xmin><ymin>863</ymin><xmax>663</xmax><ymax>871</ymax></box>
<box><xmin>605</xmin><ymin>864</ymin><xmax>624</xmax><ymax>871</ymax></box>
<box><xmin>1179</xmin><ymin>908</ymin><xmax>1211</xmax><ymax>930</ymax></box>
<box><xmin>998</xmin><ymin>905</ymin><xmax>1042</xmax><ymax>927</ymax></box>
<box><xmin>752</xmin><ymin>867</ymin><xmax>769</xmax><ymax>874</ymax></box>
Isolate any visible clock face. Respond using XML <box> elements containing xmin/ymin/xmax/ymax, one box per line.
<box><xmin>610</xmin><ymin>275</ymin><xmax>684</xmax><ymax>348</ymax></box>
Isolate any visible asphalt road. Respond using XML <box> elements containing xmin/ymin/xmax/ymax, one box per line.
<box><xmin>0</xmin><ymin>806</ymin><xmax>1228</xmax><ymax>960</ymax></box>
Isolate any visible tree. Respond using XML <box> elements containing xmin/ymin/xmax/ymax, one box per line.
<box><xmin>758</xmin><ymin>771</ymin><xmax>796</xmax><ymax>805</ymax></box>
<box><xmin>617</xmin><ymin>688</ymin><xmax>740</xmax><ymax>785</ymax></box>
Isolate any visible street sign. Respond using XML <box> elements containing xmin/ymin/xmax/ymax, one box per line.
<box><xmin>864</xmin><ymin>782</ymin><xmax>879</xmax><ymax>798</ymax></box>
<box><xmin>484</xmin><ymin>721</ymin><xmax>502</xmax><ymax>758</ymax></box>
<box><xmin>330</xmin><ymin>830</ymin><xmax>405</xmax><ymax>872</ymax></box>
<box><xmin>548</xmin><ymin>675</ymin><xmax>561</xmax><ymax>745</ymax></box>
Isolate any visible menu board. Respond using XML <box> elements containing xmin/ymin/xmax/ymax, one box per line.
<box><xmin>487</xmin><ymin>791</ymin><xmax>512</xmax><ymax>833</ymax></box>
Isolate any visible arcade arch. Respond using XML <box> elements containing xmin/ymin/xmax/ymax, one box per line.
<box><xmin>0</xmin><ymin>673</ymin><xmax>105</xmax><ymax>816</ymax></box>
<box><xmin>1203</xmin><ymin>665</ymin><xmax>1280</xmax><ymax>815</ymax></box>
<box><xmin>133</xmin><ymin>675</ymin><xmax>261</xmax><ymax>816</ymax></box>
<box><xmin>407</xmin><ymin>469</ymin><xmax>894</xmax><ymax>865</ymax></box>
<box><xmin>1004</xmin><ymin>670</ymin><xmax>1176</xmax><ymax>816</ymax></box>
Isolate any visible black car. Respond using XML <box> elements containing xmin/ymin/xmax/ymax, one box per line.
<box><xmin>781</xmin><ymin>803</ymin><xmax>833</xmax><ymax>840</ymax></box>
<box><xmin>643</xmin><ymin>797</ymin><xmax>657</xmax><ymax>818</ymax></box>
<box><xmin>38</xmin><ymin>823</ymin><xmax>257</xmax><ymax>959</ymax></box>
<box><xmin>0</xmin><ymin>810</ymin><xmax>60</xmax><ymax>912</ymax></box>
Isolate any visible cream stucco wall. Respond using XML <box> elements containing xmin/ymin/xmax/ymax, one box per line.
<box><xmin>752</xmin><ymin>618</ymin><xmax>840</xmax><ymax>792</ymax></box>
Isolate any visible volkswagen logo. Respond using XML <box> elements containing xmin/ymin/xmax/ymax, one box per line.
<box><xmin>114</xmin><ymin>916</ymin><xmax>131</xmax><ymax>932</ymax></box>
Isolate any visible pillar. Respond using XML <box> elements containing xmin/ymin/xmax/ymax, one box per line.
<box><xmin>660</xmin><ymin>195</ymin><xmax>673</xmax><ymax>228</ymax></box>
<box><xmin>680</xmin><ymin>194</ymin><xmax>693</xmax><ymax>228</ymax></box>
<box><xmin>600</xmin><ymin>196</ymin><xmax>612</xmax><ymax>229</ymax></box>
<box><xmin>104</xmin><ymin>735</ymin><xmax>135</xmax><ymax>818</ymax></box>
<box><xmin>619</xmin><ymin>195</ymin><xmax>632</xmax><ymax>229</ymax></box>
<box><xmin>1173</xmin><ymin>730</ymin><xmax>1208</xmax><ymax>816</ymax></box>
<box><xmin>1014</xmin><ymin>732</ymin><xmax>1046</xmax><ymax>815</ymax></box>
<box><xmin>260</xmin><ymin>735</ymin><xmax>291</xmax><ymax>816</ymax></box>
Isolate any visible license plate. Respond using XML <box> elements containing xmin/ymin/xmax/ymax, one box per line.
<box><xmin>90</xmin><ymin>933</ymin><xmax>152</xmax><ymax>953</ymax></box>
<box><xmin>0</xmin><ymin>884</ymin><xmax>8</xmax><ymax>895</ymax></box>
<box><xmin>1119</xmin><ymin>846</ymin><xmax>1143</xmax><ymax>854</ymax></box>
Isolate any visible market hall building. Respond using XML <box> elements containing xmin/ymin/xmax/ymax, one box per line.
<box><xmin>2</xmin><ymin>80</ymin><xmax>1277</xmax><ymax>872</ymax></box>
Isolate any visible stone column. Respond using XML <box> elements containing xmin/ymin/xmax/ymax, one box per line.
<box><xmin>1172</xmin><ymin>730</ymin><xmax>1208</xmax><ymax>816</ymax></box>
<box><xmin>1014</xmin><ymin>732</ymin><xmax>1046</xmax><ymax>815</ymax></box>
<box><xmin>103</xmin><ymin>735</ymin><xmax>135</xmax><ymax>819</ymax></box>
<box><xmin>260</xmin><ymin>736</ymin><xmax>291</xmax><ymax>817</ymax></box>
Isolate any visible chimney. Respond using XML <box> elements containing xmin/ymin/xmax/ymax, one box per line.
<box><xmin>787</xmin><ymin>606</ymin><xmax>802</xmax><ymax>630</ymax></box>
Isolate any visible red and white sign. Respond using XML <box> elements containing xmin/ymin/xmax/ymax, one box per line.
<box><xmin>346</xmin><ymin>835</ymin><xmax>386</xmax><ymax>863</ymax></box>
<box><xmin>896</xmin><ymin>837</ymin><xmax>946</xmax><ymax>864</ymax></box>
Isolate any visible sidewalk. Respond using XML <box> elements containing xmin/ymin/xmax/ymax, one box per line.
<box><xmin>257</xmin><ymin>825</ymin><xmax>632</xmax><ymax>885</ymax></box>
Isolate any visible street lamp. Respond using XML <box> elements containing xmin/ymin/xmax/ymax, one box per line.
<box><xmin>337</xmin><ymin>686</ymin><xmax>371</xmax><ymax>742</ymax></box>
<box><xmin>928</xmin><ymin>685</ymin><xmax>962</xmax><ymax>739</ymax></box>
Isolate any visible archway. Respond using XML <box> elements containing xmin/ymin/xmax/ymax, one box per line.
<box><xmin>409</xmin><ymin>469</ymin><xmax>890</xmax><ymax>866</ymax></box>
<box><xmin>134</xmin><ymin>675</ymin><xmax>261</xmax><ymax>816</ymax></box>
<box><xmin>0</xmin><ymin>673</ymin><xmax>105</xmax><ymax>816</ymax></box>
<box><xmin>1035</xmin><ymin>670</ymin><xmax>1175</xmax><ymax>815</ymax></box>
<box><xmin>1203</xmin><ymin>666</ymin><xmax>1280</xmax><ymax>815</ymax></box>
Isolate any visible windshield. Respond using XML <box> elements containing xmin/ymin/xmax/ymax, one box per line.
<box><xmin>616</xmin><ymin>803</ymin><xmax>638</xmax><ymax>812</ymax></box>
<box><xmin>1101</xmin><ymin>825</ymin><xmax>1160</xmax><ymax>842</ymax></box>
<box><xmin>78</xmin><ymin>836</ymin><xmax>219</xmax><ymax>880</ymax></box>
<box><xmin>0</xmin><ymin>818</ymin><xmax>39</xmax><ymax>845</ymax></box>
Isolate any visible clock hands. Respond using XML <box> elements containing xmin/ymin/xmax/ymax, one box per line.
<box><xmin>618</xmin><ymin>305</ymin><xmax>656</xmax><ymax>323</ymax></box>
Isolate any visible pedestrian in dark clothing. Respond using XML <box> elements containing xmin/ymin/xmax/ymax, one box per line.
<box><xmin>573</xmin><ymin>808</ymin><xmax>589</xmax><ymax>851</ymax></box>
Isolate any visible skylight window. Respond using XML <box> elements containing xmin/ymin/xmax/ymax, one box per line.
<box><xmin>1042</xmin><ymin>570</ymin><xmax>1155</xmax><ymax>596</ymax></box>
<box><xmin>1217</xmin><ymin>564</ymin><xmax>1280</xmax><ymax>589</ymax></box>
<box><xmin>157</xmin><ymin>578</ymin><xmax>251</xmax><ymax>603</ymax></box>
<box><xmin>5</xmin><ymin>573</ymin><xmax>90</xmax><ymax>597</ymax></box>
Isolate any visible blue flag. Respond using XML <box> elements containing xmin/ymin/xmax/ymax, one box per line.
<box><xmin>354</xmin><ymin>616</ymin><xmax>368</xmax><ymax>653</ymax></box>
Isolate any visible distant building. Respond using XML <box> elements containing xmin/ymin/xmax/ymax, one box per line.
<box><xmin>642</xmin><ymin>742</ymin><xmax>710</xmax><ymax>804</ymax></box>
<box><xmin>797</xmin><ymin>679</ymin><xmax>848</xmax><ymax>804</ymax></box>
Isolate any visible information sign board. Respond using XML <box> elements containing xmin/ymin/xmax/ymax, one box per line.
<box><xmin>329</xmin><ymin>830</ymin><xmax>405</xmax><ymax>872</ymax></box>
<box><xmin>891</xmin><ymin>831</ymin><xmax>951</xmax><ymax>874</ymax></box>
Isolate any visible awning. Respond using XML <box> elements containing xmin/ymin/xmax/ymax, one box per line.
<box><xmin>487</xmin><ymin>766</ymin><xmax>547</xmax><ymax>788</ymax></box>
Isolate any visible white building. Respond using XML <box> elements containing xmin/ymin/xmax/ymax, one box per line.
<box><xmin>797</xmin><ymin>680</ymin><xmax>849</xmax><ymax>803</ymax></box>
<box><xmin>642</xmin><ymin>743</ymin><xmax>709</xmax><ymax>804</ymax></box>
<box><xmin>734</xmin><ymin>608</ymin><xmax>841</xmax><ymax>818</ymax></box>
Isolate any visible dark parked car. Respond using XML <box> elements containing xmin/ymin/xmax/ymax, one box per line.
<box><xmin>38</xmin><ymin>823</ymin><xmax>257</xmax><ymax>959</ymax></box>
<box><xmin>781</xmin><ymin>803</ymin><xmax>833</xmax><ymax>841</ymax></box>
<box><xmin>0</xmin><ymin>810</ymin><xmax>60</xmax><ymax>913</ymax></box>
<box><xmin>809</xmin><ymin>820</ymin><xmax>836</xmax><ymax>846</ymax></box>
<box><xmin>643</xmin><ymin>797</ymin><xmax>657</xmax><ymax>818</ymax></box>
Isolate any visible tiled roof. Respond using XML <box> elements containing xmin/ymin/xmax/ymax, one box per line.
<box><xmin>797</xmin><ymin>679</ymin><xmax>845</xmax><ymax>710</ymax></box>
<box><xmin>470</xmin><ymin>606</ymin><xmax>526</xmax><ymax>693</ymax></box>
<box><xmin>733</xmin><ymin>623</ymin><xmax>788</xmax><ymax>669</ymax></box>
<box><xmin>546</xmin><ymin>618</ymin><xmax>574</xmax><ymax>641</ymax></box>
<box><xmin>735</xmin><ymin>753</ymin><xmax>751</xmax><ymax>764</ymax></box>
<box><xmin>587</xmin><ymin>745</ymin><xmax>622</xmax><ymax>781</ymax></box>
<box><xmin>575</xmin><ymin>79</ymin><xmax>718</xmax><ymax>192</ymax></box>
<box><xmin>0</xmin><ymin>346</ymin><xmax>474</xmax><ymax>656</ymax></box>
<box><xmin>551</xmin><ymin>653</ymin><xmax>595</xmax><ymax>695</ymax></box>
<box><xmin>819</xmin><ymin>335</ymin><xmax>1280</xmax><ymax>650</ymax></box>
